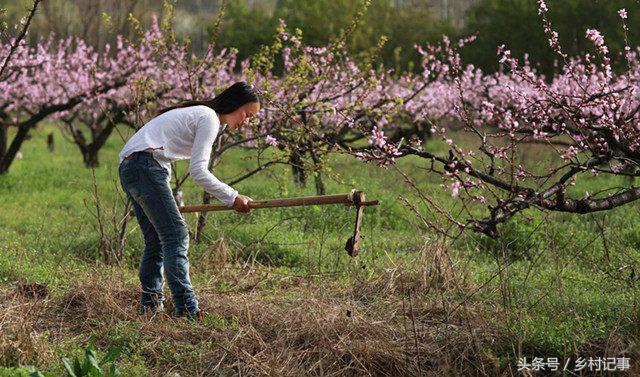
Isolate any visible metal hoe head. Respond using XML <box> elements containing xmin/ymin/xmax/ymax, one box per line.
<box><xmin>344</xmin><ymin>190</ymin><xmax>366</xmax><ymax>257</ymax></box>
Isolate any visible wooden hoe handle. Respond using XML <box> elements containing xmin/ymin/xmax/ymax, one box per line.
<box><xmin>179</xmin><ymin>191</ymin><xmax>378</xmax><ymax>213</ymax></box>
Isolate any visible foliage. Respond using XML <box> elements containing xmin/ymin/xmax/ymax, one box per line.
<box><xmin>216</xmin><ymin>0</ymin><xmax>452</xmax><ymax>72</ymax></box>
<box><xmin>0</xmin><ymin>347</ymin><xmax>122</xmax><ymax>377</ymax></box>
<box><xmin>7</xmin><ymin>0</ymin><xmax>640</xmax><ymax>236</ymax></box>
<box><xmin>212</xmin><ymin>1</ymin><xmax>277</xmax><ymax>65</ymax></box>
<box><xmin>0</xmin><ymin>366</ymin><xmax>51</xmax><ymax>377</ymax></box>
<box><xmin>463</xmin><ymin>0</ymin><xmax>640</xmax><ymax>75</ymax></box>
<box><xmin>349</xmin><ymin>2</ymin><xmax>640</xmax><ymax>237</ymax></box>
<box><xmin>61</xmin><ymin>348</ymin><xmax>121</xmax><ymax>377</ymax></box>
<box><xmin>4</xmin><ymin>0</ymin><xmax>640</xmax><ymax>237</ymax></box>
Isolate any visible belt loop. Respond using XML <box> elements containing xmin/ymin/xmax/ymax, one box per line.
<box><xmin>125</xmin><ymin>150</ymin><xmax>154</xmax><ymax>161</ymax></box>
<box><xmin>125</xmin><ymin>151</ymin><xmax>141</xmax><ymax>160</ymax></box>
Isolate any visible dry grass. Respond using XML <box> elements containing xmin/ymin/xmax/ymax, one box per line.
<box><xmin>1</xmin><ymin>244</ymin><xmax>637</xmax><ymax>376</ymax></box>
<box><xmin>0</xmin><ymin>241</ymin><xmax>511</xmax><ymax>376</ymax></box>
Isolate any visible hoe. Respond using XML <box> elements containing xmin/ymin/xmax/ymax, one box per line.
<box><xmin>179</xmin><ymin>190</ymin><xmax>379</xmax><ymax>257</ymax></box>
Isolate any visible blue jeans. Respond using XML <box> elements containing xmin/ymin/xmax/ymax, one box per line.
<box><xmin>119</xmin><ymin>152</ymin><xmax>199</xmax><ymax>317</ymax></box>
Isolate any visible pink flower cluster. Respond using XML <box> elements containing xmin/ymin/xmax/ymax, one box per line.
<box><xmin>3</xmin><ymin>5</ymin><xmax>640</xmax><ymax>232</ymax></box>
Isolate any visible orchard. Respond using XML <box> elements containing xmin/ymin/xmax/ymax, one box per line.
<box><xmin>1</xmin><ymin>0</ymin><xmax>639</xmax><ymax>375</ymax></box>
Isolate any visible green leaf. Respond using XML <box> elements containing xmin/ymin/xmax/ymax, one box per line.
<box><xmin>99</xmin><ymin>346</ymin><xmax>122</xmax><ymax>366</ymax></box>
<box><xmin>73</xmin><ymin>356</ymin><xmax>83</xmax><ymax>375</ymax></box>
<box><xmin>26</xmin><ymin>366</ymin><xmax>46</xmax><ymax>377</ymax></box>
<box><xmin>84</xmin><ymin>349</ymin><xmax>102</xmax><ymax>376</ymax></box>
<box><xmin>107</xmin><ymin>363</ymin><xmax>121</xmax><ymax>377</ymax></box>
<box><xmin>62</xmin><ymin>358</ymin><xmax>77</xmax><ymax>377</ymax></box>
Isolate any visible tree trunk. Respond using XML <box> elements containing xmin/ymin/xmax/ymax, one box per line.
<box><xmin>194</xmin><ymin>191</ymin><xmax>212</xmax><ymax>244</ymax></box>
<box><xmin>290</xmin><ymin>150</ymin><xmax>307</xmax><ymax>188</ymax></box>
<box><xmin>0</xmin><ymin>78</ymin><xmax>125</xmax><ymax>174</ymax></box>
<box><xmin>83</xmin><ymin>148</ymin><xmax>100</xmax><ymax>167</ymax></box>
<box><xmin>85</xmin><ymin>118</ymin><xmax>118</xmax><ymax>168</ymax></box>
<box><xmin>46</xmin><ymin>132</ymin><xmax>54</xmax><ymax>152</ymax></box>
<box><xmin>0</xmin><ymin>124</ymin><xmax>6</xmax><ymax>158</ymax></box>
<box><xmin>310</xmin><ymin>149</ymin><xmax>325</xmax><ymax>195</ymax></box>
<box><xmin>74</xmin><ymin>118</ymin><xmax>119</xmax><ymax>168</ymax></box>
<box><xmin>0</xmin><ymin>125</ymin><xmax>30</xmax><ymax>174</ymax></box>
<box><xmin>314</xmin><ymin>171</ymin><xmax>326</xmax><ymax>195</ymax></box>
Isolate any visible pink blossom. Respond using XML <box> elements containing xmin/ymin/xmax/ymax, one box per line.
<box><xmin>265</xmin><ymin>135</ymin><xmax>278</xmax><ymax>146</ymax></box>
<box><xmin>450</xmin><ymin>181</ymin><xmax>462</xmax><ymax>197</ymax></box>
<box><xmin>369</xmin><ymin>127</ymin><xmax>387</xmax><ymax>147</ymax></box>
<box><xmin>611</xmin><ymin>162</ymin><xmax>627</xmax><ymax>173</ymax></box>
<box><xmin>585</xmin><ymin>29</ymin><xmax>605</xmax><ymax>49</ymax></box>
<box><xmin>282</xmin><ymin>47</ymin><xmax>293</xmax><ymax>71</ymax></box>
<box><xmin>618</xmin><ymin>8</ymin><xmax>628</xmax><ymax>19</ymax></box>
<box><xmin>537</xmin><ymin>0</ymin><xmax>548</xmax><ymax>15</ymax></box>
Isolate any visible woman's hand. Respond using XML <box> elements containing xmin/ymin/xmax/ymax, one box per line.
<box><xmin>232</xmin><ymin>194</ymin><xmax>253</xmax><ymax>213</ymax></box>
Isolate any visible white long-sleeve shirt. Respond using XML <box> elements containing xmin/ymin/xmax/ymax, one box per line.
<box><xmin>119</xmin><ymin>105</ymin><xmax>238</xmax><ymax>207</ymax></box>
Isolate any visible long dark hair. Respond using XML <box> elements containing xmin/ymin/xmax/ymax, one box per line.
<box><xmin>158</xmin><ymin>81</ymin><xmax>259</xmax><ymax>115</ymax></box>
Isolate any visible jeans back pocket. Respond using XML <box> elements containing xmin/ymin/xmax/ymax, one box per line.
<box><xmin>119</xmin><ymin>161</ymin><xmax>139</xmax><ymax>185</ymax></box>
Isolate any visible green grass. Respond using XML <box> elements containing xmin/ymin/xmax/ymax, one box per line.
<box><xmin>2</xmin><ymin>123</ymin><xmax>640</xmax><ymax>374</ymax></box>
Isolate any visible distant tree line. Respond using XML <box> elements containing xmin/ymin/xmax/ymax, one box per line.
<box><xmin>463</xmin><ymin>0</ymin><xmax>640</xmax><ymax>76</ymax></box>
<box><xmin>215</xmin><ymin>0</ymin><xmax>454</xmax><ymax>73</ymax></box>
<box><xmin>3</xmin><ymin>0</ymin><xmax>640</xmax><ymax>75</ymax></box>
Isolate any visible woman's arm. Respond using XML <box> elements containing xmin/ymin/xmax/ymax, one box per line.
<box><xmin>189</xmin><ymin>112</ymin><xmax>238</xmax><ymax>207</ymax></box>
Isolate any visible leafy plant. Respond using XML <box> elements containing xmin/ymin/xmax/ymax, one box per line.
<box><xmin>62</xmin><ymin>347</ymin><xmax>122</xmax><ymax>377</ymax></box>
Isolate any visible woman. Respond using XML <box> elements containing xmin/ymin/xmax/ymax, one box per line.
<box><xmin>119</xmin><ymin>82</ymin><xmax>260</xmax><ymax>319</ymax></box>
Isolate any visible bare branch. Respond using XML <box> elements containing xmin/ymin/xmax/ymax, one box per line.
<box><xmin>0</xmin><ymin>0</ymin><xmax>42</xmax><ymax>79</ymax></box>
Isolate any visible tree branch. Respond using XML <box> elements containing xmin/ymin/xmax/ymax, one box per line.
<box><xmin>0</xmin><ymin>0</ymin><xmax>42</xmax><ymax>79</ymax></box>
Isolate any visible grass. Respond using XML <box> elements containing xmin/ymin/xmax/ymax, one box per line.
<box><xmin>1</xmin><ymin>123</ymin><xmax>640</xmax><ymax>375</ymax></box>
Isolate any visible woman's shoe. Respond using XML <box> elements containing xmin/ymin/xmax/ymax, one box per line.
<box><xmin>139</xmin><ymin>304</ymin><xmax>167</xmax><ymax>316</ymax></box>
